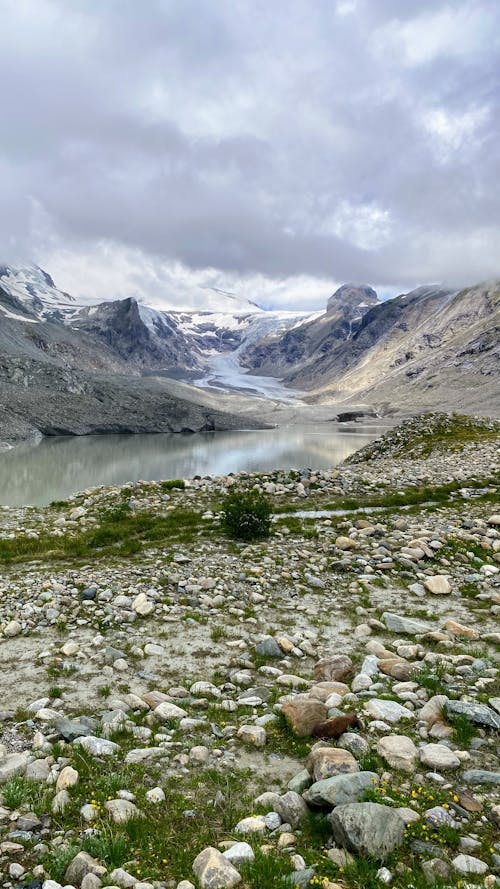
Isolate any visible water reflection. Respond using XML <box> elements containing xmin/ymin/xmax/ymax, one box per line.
<box><xmin>0</xmin><ymin>425</ymin><xmax>384</xmax><ymax>506</ymax></box>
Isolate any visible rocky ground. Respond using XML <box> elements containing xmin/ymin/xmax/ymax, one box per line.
<box><xmin>0</xmin><ymin>413</ymin><xmax>498</xmax><ymax>889</ymax></box>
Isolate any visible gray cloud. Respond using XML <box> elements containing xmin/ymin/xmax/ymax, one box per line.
<box><xmin>1</xmin><ymin>0</ymin><xmax>499</xmax><ymax>308</ymax></box>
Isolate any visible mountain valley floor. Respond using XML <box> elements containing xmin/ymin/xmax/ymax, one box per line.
<box><xmin>0</xmin><ymin>413</ymin><xmax>498</xmax><ymax>889</ymax></box>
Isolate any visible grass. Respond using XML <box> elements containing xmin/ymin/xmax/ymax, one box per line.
<box><xmin>0</xmin><ymin>507</ymin><xmax>210</xmax><ymax>565</ymax></box>
<box><xmin>347</xmin><ymin>412</ymin><xmax>500</xmax><ymax>462</ymax></box>
<box><xmin>265</xmin><ymin>711</ymin><xmax>313</xmax><ymax>759</ymax></box>
<box><xmin>413</xmin><ymin>661</ymin><xmax>449</xmax><ymax>696</ymax></box>
<box><xmin>0</xmin><ymin>776</ymin><xmax>52</xmax><ymax>812</ymax></box>
<box><xmin>449</xmin><ymin>712</ymin><xmax>477</xmax><ymax>748</ymax></box>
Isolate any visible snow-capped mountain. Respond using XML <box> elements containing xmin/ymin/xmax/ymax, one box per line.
<box><xmin>0</xmin><ymin>265</ymin><xmax>80</xmax><ymax>322</ymax></box>
<box><xmin>0</xmin><ymin>263</ymin><xmax>310</xmax><ymax>376</ymax></box>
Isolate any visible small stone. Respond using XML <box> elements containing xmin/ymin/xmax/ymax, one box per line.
<box><xmin>56</xmin><ymin>765</ymin><xmax>79</xmax><ymax>792</ymax></box>
<box><xmin>237</xmin><ymin>725</ymin><xmax>266</xmax><ymax>747</ymax></box>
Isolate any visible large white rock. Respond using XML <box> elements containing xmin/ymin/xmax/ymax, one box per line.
<box><xmin>192</xmin><ymin>847</ymin><xmax>241</xmax><ymax>888</ymax></box>
<box><xmin>419</xmin><ymin>744</ymin><xmax>460</xmax><ymax>771</ymax></box>
<box><xmin>154</xmin><ymin>702</ymin><xmax>188</xmax><ymax>721</ymax></box>
<box><xmin>364</xmin><ymin>699</ymin><xmax>414</xmax><ymax>724</ymax></box>
<box><xmin>377</xmin><ymin>735</ymin><xmax>418</xmax><ymax>773</ymax></box>
<box><xmin>424</xmin><ymin>576</ymin><xmax>451</xmax><ymax>595</ymax></box>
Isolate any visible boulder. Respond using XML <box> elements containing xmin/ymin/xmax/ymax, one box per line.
<box><xmin>328</xmin><ymin>803</ymin><xmax>405</xmax><ymax>860</ymax></box>
<box><xmin>445</xmin><ymin>700</ymin><xmax>500</xmax><ymax>731</ymax></box>
<box><xmin>303</xmin><ymin>772</ymin><xmax>379</xmax><ymax>807</ymax></box>
<box><xmin>419</xmin><ymin>744</ymin><xmax>460</xmax><ymax>771</ymax></box>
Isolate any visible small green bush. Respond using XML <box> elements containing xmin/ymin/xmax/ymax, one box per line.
<box><xmin>220</xmin><ymin>489</ymin><xmax>272</xmax><ymax>541</ymax></box>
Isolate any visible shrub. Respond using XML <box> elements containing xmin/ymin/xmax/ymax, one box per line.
<box><xmin>220</xmin><ymin>489</ymin><xmax>272</xmax><ymax>541</ymax></box>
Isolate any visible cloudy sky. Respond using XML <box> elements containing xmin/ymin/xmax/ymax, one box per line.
<box><xmin>1</xmin><ymin>0</ymin><xmax>499</xmax><ymax>311</ymax></box>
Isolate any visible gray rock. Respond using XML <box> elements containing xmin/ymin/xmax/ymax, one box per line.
<box><xmin>65</xmin><ymin>851</ymin><xmax>107</xmax><ymax>887</ymax></box>
<box><xmin>304</xmin><ymin>772</ymin><xmax>379</xmax><ymax>807</ymax></box>
<box><xmin>445</xmin><ymin>700</ymin><xmax>500</xmax><ymax>731</ymax></box>
<box><xmin>51</xmin><ymin>715</ymin><xmax>94</xmax><ymax>741</ymax></box>
<box><xmin>0</xmin><ymin>752</ymin><xmax>29</xmax><ymax>784</ymax></box>
<box><xmin>284</xmin><ymin>868</ymin><xmax>316</xmax><ymax>888</ymax></box>
<box><xmin>287</xmin><ymin>770</ymin><xmax>312</xmax><ymax>794</ymax></box>
<box><xmin>382</xmin><ymin>612</ymin><xmax>434</xmax><ymax>635</ymax></box>
<box><xmin>254</xmin><ymin>637</ymin><xmax>284</xmax><ymax>659</ymax></box>
<box><xmin>222</xmin><ymin>843</ymin><xmax>255</xmax><ymax>867</ymax></box>
<box><xmin>463</xmin><ymin>769</ymin><xmax>500</xmax><ymax>785</ymax></box>
<box><xmin>328</xmin><ymin>803</ymin><xmax>405</xmax><ymax>860</ymax></box>
<box><xmin>273</xmin><ymin>791</ymin><xmax>308</xmax><ymax>828</ymax></box>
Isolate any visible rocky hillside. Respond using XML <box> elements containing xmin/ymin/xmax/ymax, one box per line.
<box><xmin>285</xmin><ymin>282</ymin><xmax>500</xmax><ymax>415</ymax></box>
<box><xmin>0</xmin><ymin>283</ymin><xmax>265</xmax><ymax>446</ymax></box>
<box><xmin>0</xmin><ymin>414</ymin><xmax>498</xmax><ymax>888</ymax></box>
<box><xmin>241</xmin><ymin>285</ymin><xmax>379</xmax><ymax>377</ymax></box>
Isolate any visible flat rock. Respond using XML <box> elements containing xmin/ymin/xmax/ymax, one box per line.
<box><xmin>382</xmin><ymin>613</ymin><xmax>434</xmax><ymax>635</ymax></box>
<box><xmin>445</xmin><ymin>699</ymin><xmax>500</xmax><ymax>731</ymax></box>
<box><xmin>419</xmin><ymin>744</ymin><xmax>460</xmax><ymax>771</ymax></box>
<box><xmin>303</xmin><ymin>772</ymin><xmax>379</xmax><ymax>807</ymax></box>
<box><xmin>364</xmin><ymin>699</ymin><xmax>413</xmax><ymax>724</ymax></box>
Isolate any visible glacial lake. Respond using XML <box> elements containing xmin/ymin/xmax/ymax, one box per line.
<box><xmin>0</xmin><ymin>425</ymin><xmax>385</xmax><ymax>506</ymax></box>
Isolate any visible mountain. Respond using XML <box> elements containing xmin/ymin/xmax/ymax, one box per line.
<box><xmin>1</xmin><ymin>262</ymin><xmax>498</xmax><ymax>446</ymax></box>
<box><xmin>0</xmin><ymin>266</ymin><xmax>271</xmax><ymax>445</ymax></box>
<box><xmin>240</xmin><ymin>283</ymin><xmax>379</xmax><ymax>376</ymax></box>
<box><xmin>285</xmin><ymin>281</ymin><xmax>500</xmax><ymax>415</ymax></box>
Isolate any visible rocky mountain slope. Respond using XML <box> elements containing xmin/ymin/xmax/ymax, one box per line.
<box><xmin>0</xmin><ymin>268</ymin><xmax>270</xmax><ymax>445</ymax></box>
<box><xmin>258</xmin><ymin>281</ymin><xmax>499</xmax><ymax>416</ymax></box>
<box><xmin>241</xmin><ymin>284</ymin><xmax>379</xmax><ymax>377</ymax></box>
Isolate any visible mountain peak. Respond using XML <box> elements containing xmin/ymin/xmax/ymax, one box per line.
<box><xmin>327</xmin><ymin>283</ymin><xmax>378</xmax><ymax>314</ymax></box>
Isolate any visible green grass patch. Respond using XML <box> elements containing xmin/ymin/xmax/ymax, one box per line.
<box><xmin>0</xmin><ymin>507</ymin><xmax>210</xmax><ymax>565</ymax></box>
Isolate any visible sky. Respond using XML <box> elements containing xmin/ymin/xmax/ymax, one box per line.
<box><xmin>1</xmin><ymin>0</ymin><xmax>499</xmax><ymax>311</ymax></box>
